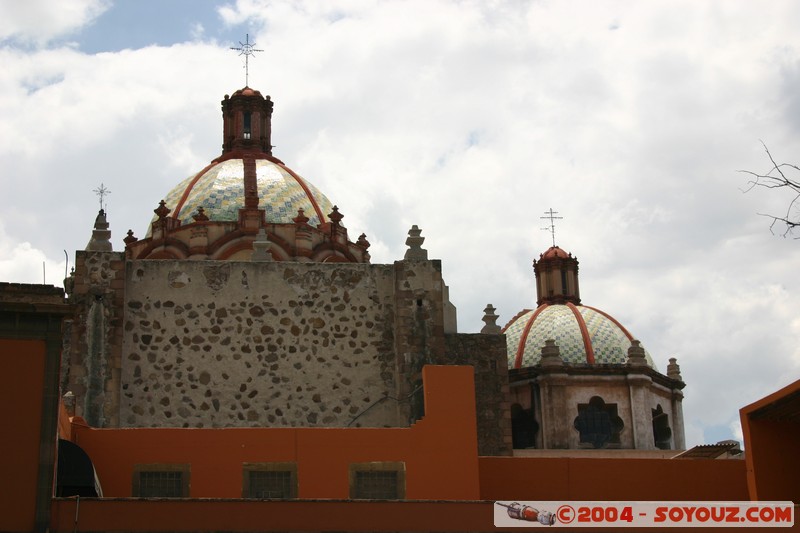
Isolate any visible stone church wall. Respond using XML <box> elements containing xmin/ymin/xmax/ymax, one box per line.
<box><xmin>120</xmin><ymin>260</ymin><xmax>402</xmax><ymax>428</ymax></box>
<box><xmin>558</xmin><ymin>377</ymin><xmax>682</xmax><ymax>450</ymax></box>
<box><xmin>66</xmin><ymin>251</ymin><xmax>126</xmax><ymax>428</ymax></box>
<box><xmin>512</xmin><ymin>370</ymin><xmax>684</xmax><ymax>451</ymax></box>
<box><xmin>443</xmin><ymin>333</ymin><xmax>513</xmax><ymax>456</ymax></box>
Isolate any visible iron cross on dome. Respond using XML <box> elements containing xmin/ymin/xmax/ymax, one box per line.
<box><xmin>230</xmin><ymin>33</ymin><xmax>263</xmax><ymax>87</ymax></box>
<box><xmin>93</xmin><ymin>183</ymin><xmax>111</xmax><ymax>211</ymax></box>
<box><xmin>541</xmin><ymin>208</ymin><xmax>563</xmax><ymax>247</ymax></box>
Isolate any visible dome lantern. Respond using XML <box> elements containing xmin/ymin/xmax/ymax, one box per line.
<box><xmin>221</xmin><ymin>87</ymin><xmax>273</xmax><ymax>156</ymax></box>
<box><xmin>533</xmin><ymin>246</ymin><xmax>581</xmax><ymax>305</ymax></box>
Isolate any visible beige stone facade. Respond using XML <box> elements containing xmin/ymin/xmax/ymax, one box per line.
<box><xmin>64</xmin><ymin>242</ymin><xmax>512</xmax><ymax>454</ymax></box>
<box><xmin>510</xmin><ymin>359</ymin><xmax>685</xmax><ymax>450</ymax></box>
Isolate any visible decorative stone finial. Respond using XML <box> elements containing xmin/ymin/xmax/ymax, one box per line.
<box><xmin>356</xmin><ymin>233</ymin><xmax>371</xmax><ymax>249</ymax></box>
<box><xmin>667</xmin><ymin>357</ymin><xmax>683</xmax><ymax>381</ymax></box>
<box><xmin>404</xmin><ymin>225</ymin><xmax>428</xmax><ymax>260</ymax></box>
<box><xmin>192</xmin><ymin>206</ymin><xmax>209</xmax><ymax>222</ymax></box>
<box><xmin>328</xmin><ymin>205</ymin><xmax>344</xmax><ymax>225</ymax></box>
<box><xmin>124</xmin><ymin>229</ymin><xmax>138</xmax><ymax>246</ymax></box>
<box><xmin>85</xmin><ymin>209</ymin><xmax>113</xmax><ymax>251</ymax></box>
<box><xmin>63</xmin><ymin>267</ymin><xmax>75</xmax><ymax>297</ymax></box>
<box><xmin>251</xmin><ymin>228</ymin><xmax>273</xmax><ymax>261</ymax></box>
<box><xmin>540</xmin><ymin>339</ymin><xmax>563</xmax><ymax>367</ymax></box>
<box><xmin>62</xmin><ymin>391</ymin><xmax>76</xmax><ymax>417</ymax></box>
<box><xmin>154</xmin><ymin>200</ymin><xmax>170</xmax><ymax>220</ymax></box>
<box><xmin>481</xmin><ymin>304</ymin><xmax>501</xmax><ymax>334</ymax></box>
<box><xmin>627</xmin><ymin>339</ymin><xmax>648</xmax><ymax>367</ymax></box>
<box><xmin>293</xmin><ymin>208</ymin><xmax>310</xmax><ymax>227</ymax></box>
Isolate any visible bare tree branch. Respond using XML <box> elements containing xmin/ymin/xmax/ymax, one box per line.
<box><xmin>738</xmin><ymin>141</ymin><xmax>800</xmax><ymax>238</ymax></box>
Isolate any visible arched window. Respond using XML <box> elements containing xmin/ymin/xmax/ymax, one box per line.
<box><xmin>243</xmin><ymin>111</ymin><xmax>252</xmax><ymax>139</ymax></box>
<box><xmin>652</xmin><ymin>404</ymin><xmax>672</xmax><ymax>450</ymax></box>
<box><xmin>511</xmin><ymin>403</ymin><xmax>538</xmax><ymax>448</ymax></box>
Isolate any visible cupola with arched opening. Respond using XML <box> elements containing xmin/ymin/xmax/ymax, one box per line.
<box><xmin>221</xmin><ymin>87</ymin><xmax>273</xmax><ymax>155</ymax></box>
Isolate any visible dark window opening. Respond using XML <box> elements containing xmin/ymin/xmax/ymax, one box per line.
<box><xmin>243</xmin><ymin>111</ymin><xmax>252</xmax><ymax>139</ymax></box>
<box><xmin>56</xmin><ymin>439</ymin><xmax>101</xmax><ymax>497</ymax></box>
<box><xmin>652</xmin><ymin>405</ymin><xmax>672</xmax><ymax>450</ymax></box>
<box><xmin>574</xmin><ymin>396</ymin><xmax>624</xmax><ymax>449</ymax></box>
<box><xmin>511</xmin><ymin>403</ymin><xmax>538</xmax><ymax>449</ymax></box>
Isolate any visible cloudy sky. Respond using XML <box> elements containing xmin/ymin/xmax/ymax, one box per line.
<box><xmin>2</xmin><ymin>0</ymin><xmax>799</xmax><ymax>447</ymax></box>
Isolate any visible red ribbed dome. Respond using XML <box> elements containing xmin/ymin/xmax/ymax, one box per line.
<box><xmin>502</xmin><ymin>303</ymin><xmax>656</xmax><ymax>369</ymax></box>
<box><xmin>540</xmin><ymin>246</ymin><xmax>570</xmax><ymax>259</ymax></box>
<box><xmin>232</xmin><ymin>86</ymin><xmax>261</xmax><ymax>97</ymax></box>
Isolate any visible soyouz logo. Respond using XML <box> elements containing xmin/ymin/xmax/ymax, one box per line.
<box><xmin>493</xmin><ymin>501</ymin><xmax>795</xmax><ymax>528</ymax></box>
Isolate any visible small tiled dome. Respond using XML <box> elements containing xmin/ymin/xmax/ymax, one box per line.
<box><xmin>503</xmin><ymin>303</ymin><xmax>656</xmax><ymax>369</ymax></box>
<box><xmin>540</xmin><ymin>246</ymin><xmax>571</xmax><ymax>259</ymax></box>
<box><xmin>149</xmin><ymin>158</ymin><xmax>334</xmax><ymax>233</ymax></box>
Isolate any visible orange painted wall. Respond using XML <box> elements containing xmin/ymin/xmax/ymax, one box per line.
<box><xmin>479</xmin><ymin>456</ymin><xmax>749</xmax><ymax>502</ymax></box>
<box><xmin>70</xmin><ymin>365</ymin><xmax>481</xmax><ymax>500</ymax></box>
<box><xmin>57</xmin><ymin>400</ymin><xmax>72</xmax><ymax>441</ymax></box>
<box><xmin>50</xmin><ymin>499</ymin><xmax>496</xmax><ymax>533</ymax></box>
<box><xmin>0</xmin><ymin>338</ymin><xmax>46</xmax><ymax>532</ymax></box>
<box><xmin>740</xmin><ymin>379</ymin><xmax>800</xmax><ymax>502</ymax></box>
<box><xmin>742</xmin><ymin>419</ymin><xmax>799</xmax><ymax>501</ymax></box>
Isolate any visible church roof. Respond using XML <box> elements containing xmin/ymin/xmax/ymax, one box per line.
<box><xmin>539</xmin><ymin>245</ymin><xmax>570</xmax><ymax>260</ymax></box>
<box><xmin>149</xmin><ymin>158</ymin><xmax>334</xmax><ymax>233</ymax></box>
<box><xmin>127</xmin><ymin>86</ymin><xmax>369</xmax><ymax>262</ymax></box>
<box><xmin>503</xmin><ymin>303</ymin><xmax>656</xmax><ymax>369</ymax></box>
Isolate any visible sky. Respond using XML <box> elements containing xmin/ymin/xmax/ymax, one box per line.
<box><xmin>1</xmin><ymin>0</ymin><xmax>799</xmax><ymax>448</ymax></box>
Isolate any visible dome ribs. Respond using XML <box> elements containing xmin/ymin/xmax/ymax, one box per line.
<box><xmin>173</xmin><ymin>160</ymin><xmax>220</xmax><ymax>220</ymax></box>
<box><xmin>583</xmin><ymin>305</ymin><xmax>635</xmax><ymax>342</ymax></box>
<box><xmin>278</xmin><ymin>163</ymin><xmax>326</xmax><ymax>225</ymax></box>
<box><xmin>501</xmin><ymin>308</ymin><xmax>533</xmax><ymax>334</ymax></box>
<box><xmin>505</xmin><ymin>245</ymin><xmax>658</xmax><ymax>370</ymax></box>
<box><xmin>243</xmin><ymin>157</ymin><xmax>259</xmax><ymax>208</ymax></box>
<box><xmin>514</xmin><ymin>304</ymin><xmax>548</xmax><ymax>369</ymax></box>
<box><xmin>566</xmin><ymin>302</ymin><xmax>595</xmax><ymax>364</ymax></box>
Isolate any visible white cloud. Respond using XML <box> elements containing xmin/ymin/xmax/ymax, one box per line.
<box><xmin>0</xmin><ymin>221</ymin><xmax>67</xmax><ymax>286</ymax></box>
<box><xmin>683</xmin><ymin>421</ymin><xmax>705</xmax><ymax>449</ymax></box>
<box><xmin>190</xmin><ymin>22</ymin><xmax>206</xmax><ymax>41</ymax></box>
<box><xmin>0</xmin><ymin>0</ymin><xmax>110</xmax><ymax>45</ymax></box>
<box><xmin>730</xmin><ymin>420</ymin><xmax>745</xmax><ymax>447</ymax></box>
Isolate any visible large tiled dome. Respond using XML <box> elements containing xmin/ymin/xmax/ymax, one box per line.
<box><xmin>128</xmin><ymin>86</ymin><xmax>371</xmax><ymax>263</ymax></box>
<box><xmin>150</xmin><ymin>158</ymin><xmax>334</xmax><ymax>233</ymax></box>
<box><xmin>503</xmin><ymin>303</ymin><xmax>656</xmax><ymax>369</ymax></box>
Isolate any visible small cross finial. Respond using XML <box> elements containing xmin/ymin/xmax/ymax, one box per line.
<box><xmin>93</xmin><ymin>183</ymin><xmax>111</xmax><ymax>211</ymax></box>
<box><xmin>230</xmin><ymin>33</ymin><xmax>263</xmax><ymax>87</ymax></box>
<box><xmin>540</xmin><ymin>208</ymin><xmax>563</xmax><ymax>247</ymax></box>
